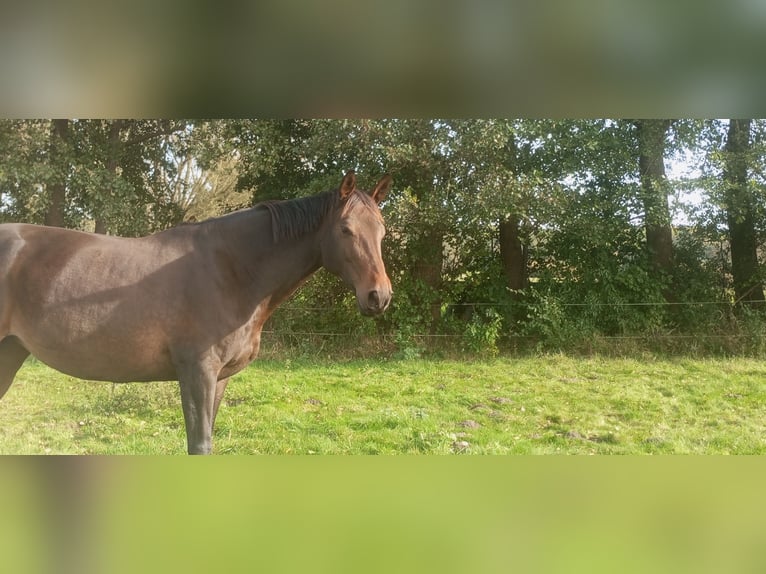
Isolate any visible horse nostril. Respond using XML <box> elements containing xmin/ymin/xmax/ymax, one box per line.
<box><xmin>368</xmin><ymin>290</ymin><xmax>380</xmax><ymax>309</ymax></box>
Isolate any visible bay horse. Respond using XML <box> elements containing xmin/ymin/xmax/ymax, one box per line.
<box><xmin>0</xmin><ymin>171</ymin><xmax>392</xmax><ymax>454</ymax></box>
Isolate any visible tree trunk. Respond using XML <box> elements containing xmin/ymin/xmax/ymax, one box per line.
<box><xmin>45</xmin><ymin>119</ymin><xmax>69</xmax><ymax>227</ymax></box>
<box><xmin>412</xmin><ymin>226</ymin><xmax>444</xmax><ymax>328</ymax></box>
<box><xmin>636</xmin><ymin>119</ymin><xmax>674</xmax><ymax>279</ymax></box>
<box><xmin>497</xmin><ymin>128</ymin><xmax>528</xmax><ymax>327</ymax></box>
<box><xmin>499</xmin><ymin>214</ymin><xmax>526</xmax><ymax>292</ymax></box>
<box><xmin>95</xmin><ymin>119</ymin><xmax>126</xmax><ymax>234</ymax></box>
<box><xmin>724</xmin><ymin>119</ymin><xmax>765</xmax><ymax>306</ymax></box>
<box><xmin>404</xmin><ymin>121</ymin><xmax>444</xmax><ymax>330</ymax></box>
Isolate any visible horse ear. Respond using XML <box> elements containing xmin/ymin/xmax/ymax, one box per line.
<box><xmin>339</xmin><ymin>170</ymin><xmax>356</xmax><ymax>200</ymax></box>
<box><xmin>370</xmin><ymin>174</ymin><xmax>392</xmax><ymax>204</ymax></box>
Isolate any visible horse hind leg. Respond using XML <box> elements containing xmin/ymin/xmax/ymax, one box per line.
<box><xmin>0</xmin><ymin>336</ymin><xmax>31</xmax><ymax>400</ymax></box>
<box><xmin>212</xmin><ymin>377</ymin><xmax>230</xmax><ymax>432</ymax></box>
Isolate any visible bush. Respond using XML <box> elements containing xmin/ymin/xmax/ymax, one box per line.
<box><xmin>461</xmin><ymin>307</ymin><xmax>503</xmax><ymax>357</ymax></box>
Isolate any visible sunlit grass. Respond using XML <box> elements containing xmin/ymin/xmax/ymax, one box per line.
<box><xmin>1</xmin><ymin>356</ymin><xmax>765</xmax><ymax>454</ymax></box>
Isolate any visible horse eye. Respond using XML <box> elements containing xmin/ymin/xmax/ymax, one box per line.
<box><xmin>341</xmin><ymin>225</ymin><xmax>354</xmax><ymax>236</ymax></box>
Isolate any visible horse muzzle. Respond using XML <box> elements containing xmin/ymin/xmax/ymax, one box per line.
<box><xmin>358</xmin><ymin>284</ymin><xmax>392</xmax><ymax>316</ymax></box>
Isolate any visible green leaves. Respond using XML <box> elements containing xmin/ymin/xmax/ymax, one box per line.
<box><xmin>0</xmin><ymin>119</ymin><xmax>190</xmax><ymax>234</ymax></box>
<box><xmin>2</xmin><ymin>118</ymin><xmax>763</xmax><ymax>352</ymax></box>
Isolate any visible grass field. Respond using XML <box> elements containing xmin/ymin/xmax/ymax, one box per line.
<box><xmin>1</xmin><ymin>355</ymin><xmax>765</xmax><ymax>454</ymax></box>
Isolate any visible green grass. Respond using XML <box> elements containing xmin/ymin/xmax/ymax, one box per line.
<box><xmin>2</xmin><ymin>355</ymin><xmax>765</xmax><ymax>454</ymax></box>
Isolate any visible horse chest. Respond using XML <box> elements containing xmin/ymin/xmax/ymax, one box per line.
<box><xmin>220</xmin><ymin>318</ymin><xmax>264</xmax><ymax>377</ymax></box>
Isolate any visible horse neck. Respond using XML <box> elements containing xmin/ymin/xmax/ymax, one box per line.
<box><xmin>260</xmin><ymin>232</ymin><xmax>324</xmax><ymax>306</ymax></box>
<box><xmin>212</xmin><ymin>208</ymin><xmax>324</xmax><ymax>306</ymax></box>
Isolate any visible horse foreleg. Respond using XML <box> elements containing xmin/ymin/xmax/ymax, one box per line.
<box><xmin>0</xmin><ymin>336</ymin><xmax>30</xmax><ymax>401</ymax></box>
<box><xmin>177</xmin><ymin>365</ymin><xmax>217</xmax><ymax>455</ymax></box>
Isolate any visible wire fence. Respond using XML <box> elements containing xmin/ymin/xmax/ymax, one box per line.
<box><xmin>261</xmin><ymin>331</ymin><xmax>766</xmax><ymax>342</ymax></box>
<box><xmin>260</xmin><ymin>298</ymin><xmax>766</xmax><ymax>344</ymax></box>
<box><xmin>270</xmin><ymin>299</ymin><xmax>766</xmax><ymax>311</ymax></box>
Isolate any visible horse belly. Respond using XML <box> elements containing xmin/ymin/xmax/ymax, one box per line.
<box><xmin>28</xmin><ymin>337</ymin><xmax>178</xmax><ymax>383</ymax></box>
<box><xmin>11</xmin><ymin>281</ymin><xmax>178</xmax><ymax>381</ymax></box>
<box><xmin>13</xmin><ymin>287</ymin><xmax>180</xmax><ymax>381</ymax></box>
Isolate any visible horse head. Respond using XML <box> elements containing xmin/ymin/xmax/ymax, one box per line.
<box><xmin>320</xmin><ymin>171</ymin><xmax>393</xmax><ymax>316</ymax></box>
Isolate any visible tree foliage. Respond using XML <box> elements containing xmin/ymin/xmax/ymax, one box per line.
<box><xmin>1</xmin><ymin>118</ymin><xmax>764</xmax><ymax>355</ymax></box>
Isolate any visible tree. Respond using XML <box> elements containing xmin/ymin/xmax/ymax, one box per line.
<box><xmin>45</xmin><ymin>119</ymin><xmax>70</xmax><ymax>228</ymax></box>
<box><xmin>0</xmin><ymin>119</ymin><xmax>192</xmax><ymax>234</ymax></box>
<box><xmin>70</xmin><ymin>119</ymin><xmax>187</xmax><ymax>235</ymax></box>
<box><xmin>723</xmin><ymin>118</ymin><xmax>765</xmax><ymax>306</ymax></box>
<box><xmin>634</xmin><ymin>119</ymin><xmax>674</xmax><ymax>283</ymax></box>
<box><xmin>0</xmin><ymin>120</ymin><xmax>52</xmax><ymax>224</ymax></box>
<box><xmin>449</xmin><ymin>119</ymin><xmax>529</xmax><ymax>296</ymax></box>
<box><xmin>1</xmin><ymin>116</ymin><xmax>744</xmax><ymax>351</ymax></box>
<box><xmin>166</xmin><ymin>152</ymin><xmax>250</xmax><ymax>222</ymax></box>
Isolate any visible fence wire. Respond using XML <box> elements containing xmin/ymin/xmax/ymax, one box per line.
<box><xmin>261</xmin><ymin>298</ymin><xmax>766</xmax><ymax>342</ymax></box>
<box><xmin>261</xmin><ymin>331</ymin><xmax>766</xmax><ymax>341</ymax></box>
<box><xmin>271</xmin><ymin>300</ymin><xmax>766</xmax><ymax>311</ymax></box>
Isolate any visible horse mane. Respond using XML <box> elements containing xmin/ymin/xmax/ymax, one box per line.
<box><xmin>257</xmin><ymin>188</ymin><xmax>380</xmax><ymax>243</ymax></box>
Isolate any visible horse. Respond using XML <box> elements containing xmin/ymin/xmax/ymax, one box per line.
<box><xmin>0</xmin><ymin>171</ymin><xmax>392</xmax><ymax>454</ymax></box>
